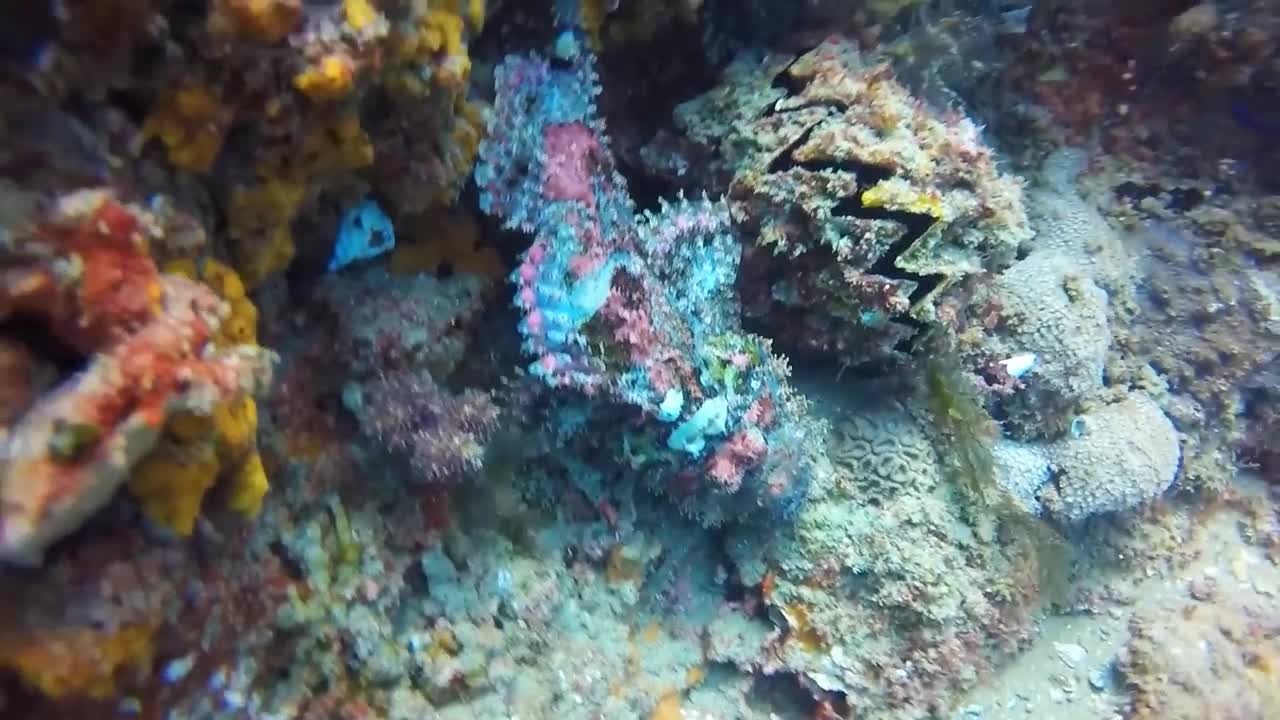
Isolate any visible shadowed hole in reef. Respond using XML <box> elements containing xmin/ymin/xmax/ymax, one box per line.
<box><xmin>831</xmin><ymin>195</ymin><xmax>944</xmax><ymax>309</ymax></box>
<box><xmin>764</xmin><ymin>124</ymin><xmax>895</xmax><ymax>184</ymax></box>
<box><xmin>765</xmin><ymin>53</ymin><xmax>850</xmax><ymax>116</ymax></box>
<box><xmin>0</xmin><ymin>316</ymin><xmax>90</xmax><ymax>378</ymax></box>
<box><xmin>748</xmin><ymin>671</ymin><xmax>847</xmax><ymax>717</ymax></box>
<box><xmin>833</xmin><ymin>191</ymin><xmax>945</xmax><ymax>355</ymax></box>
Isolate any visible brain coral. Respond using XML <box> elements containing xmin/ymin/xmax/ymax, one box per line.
<box><xmin>827</xmin><ymin>402</ymin><xmax>940</xmax><ymax>496</ymax></box>
<box><xmin>1041</xmin><ymin>392</ymin><xmax>1182</xmax><ymax>523</ymax></box>
<box><xmin>1026</xmin><ymin>148</ymin><xmax>1134</xmax><ymax>295</ymax></box>
<box><xmin>987</xmin><ymin>251</ymin><xmax>1112</xmax><ymax>435</ymax></box>
<box><xmin>748</xmin><ymin>394</ymin><xmax>1031</xmax><ymax>718</ymax></box>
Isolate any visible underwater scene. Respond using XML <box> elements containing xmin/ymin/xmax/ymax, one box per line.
<box><xmin>1</xmin><ymin>1</ymin><xmax>1278</xmax><ymax>718</ymax></box>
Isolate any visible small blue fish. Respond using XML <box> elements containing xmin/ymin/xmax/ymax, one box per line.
<box><xmin>328</xmin><ymin>198</ymin><xmax>396</xmax><ymax>272</ymax></box>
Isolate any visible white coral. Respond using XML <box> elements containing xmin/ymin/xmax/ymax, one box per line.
<box><xmin>1040</xmin><ymin>392</ymin><xmax>1182</xmax><ymax>522</ymax></box>
<box><xmin>992</xmin><ymin>252</ymin><xmax>1111</xmax><ymax>411</ymax></box>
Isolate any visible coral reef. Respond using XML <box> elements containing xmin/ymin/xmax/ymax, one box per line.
<box><xmin>991</xmin><ymin>393</ymin><xmax>1183</xmax><ymax>524</ymax></box>
<box><xmin>975</xmin><ymin>251</ymin><xmax>1112</xmax><ymax>436</ymax></box>
<box><xmin>673</xmin><ymin>37</ymin><xmax>1031</xmax><ymax>368</ymax></box>
<box><xmin>475</xmin><ymin>43</ymin><xmax>825</xmax><ymax>525</ymax></box>
<box><xmin>1039</xmin><ymin>393</ymin><xmax>1182</xmax><ymax>523</ymax></box>
<box><xmin>20</xmin><ymin>0</ymin><xmax>491</xmax><ymax>290</ymax></box>
<box><xmin>738</xmin><ymin>386</ymin><xmax>1044</xmax><ymax>719</ymax></box>
<box><xmin>1</xmin><ymin>2</ymin><xmax>1278</xmax><ymax>719</ymax></box>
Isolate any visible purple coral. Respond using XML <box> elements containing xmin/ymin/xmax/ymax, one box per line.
<box><xmin>358</xmin><ymin>370</ymin><xmax>499</xmax><ymax>483</ymax></box>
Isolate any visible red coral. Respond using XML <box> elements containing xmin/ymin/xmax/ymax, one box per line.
<box><xmin>3</xmin><ymin>191</ymin><xmax>162</xmax><ymax>353</ymax></box>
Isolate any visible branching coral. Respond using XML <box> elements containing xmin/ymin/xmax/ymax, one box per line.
<box><xmin>350</xmin><ymin>369</ymin><xmax>499</xmax><ymax>484</ymax></box>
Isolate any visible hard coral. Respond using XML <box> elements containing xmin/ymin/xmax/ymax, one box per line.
<box><xmin>1040</xmin><ymin>393</ymin><xmax>1181</xmax><ymax>523</ymax></box>
<box><xmin>981</xmin><ymin>251</ymin><xmax>1112</xmax><ymax>437</ymax></box>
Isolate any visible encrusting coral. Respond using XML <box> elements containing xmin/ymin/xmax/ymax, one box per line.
<box><xmin>1039</xmin><ymin>393</ymin><xmax>1182</xmax><ymax>523</ymax></box>
<box><xmin>0</xmin><ymin>190</ymin><xmax>274</xmax><ymax>564</ymax></box>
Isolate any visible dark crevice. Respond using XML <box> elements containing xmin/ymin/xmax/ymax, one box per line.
<box><xmin>765</xmin><ymin>125</ymin><xmax>896</xmax><ymax>185</ymax></box>
<box><xmin>832</xmin><ymin>197</ymin><xmax>945</xmax><ymax>309</ymax></box>
<box><xmin>832</xmin><ymin>193</ymin><xmax>948</xmax><ymax>355</ymax></box>
<box><xmin>1114</xmin><ymin>180</ymin><xmax>1205</xmax><ymax>212</ymax></box>
<box><xmin>768</xmin><ymin>56</ymin><xmax>808</xmax><ymax>97</ymax></box>
<box><xmin>0</xmin><ymin>316</ymin><xmax>88</xmax><ymax>376</ymax></box>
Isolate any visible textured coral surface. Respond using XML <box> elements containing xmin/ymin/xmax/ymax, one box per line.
<box><xmin>1</xmin><ymin>2</ymin><xmax>1279</xmax><ymax>719</ymax></box>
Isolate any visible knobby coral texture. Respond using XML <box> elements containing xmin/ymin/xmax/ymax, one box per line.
<box><xmin>476</xmin><ymin>47</ymin><xmax>824</xmax><ymax>523</ymax></box>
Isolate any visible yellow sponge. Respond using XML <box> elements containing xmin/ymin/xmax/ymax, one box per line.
<box><xmin>0</xmin><ymin>622</ymin><xmax>157</xmax><ymax>699</ymax></box>
<box><xmin>128</xmin><ymin>261</ymin><xmax>270</xmax><ymax>534</ymax></box>
<box><xmin>226</xmin><ymin>451</ymin><xmax>269</xmax><ymax>517</ymax></box>
<box><xmin>129</xmin><ymin>431</ymin><xmax>220</xmax><ymax>536</ymax></box>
